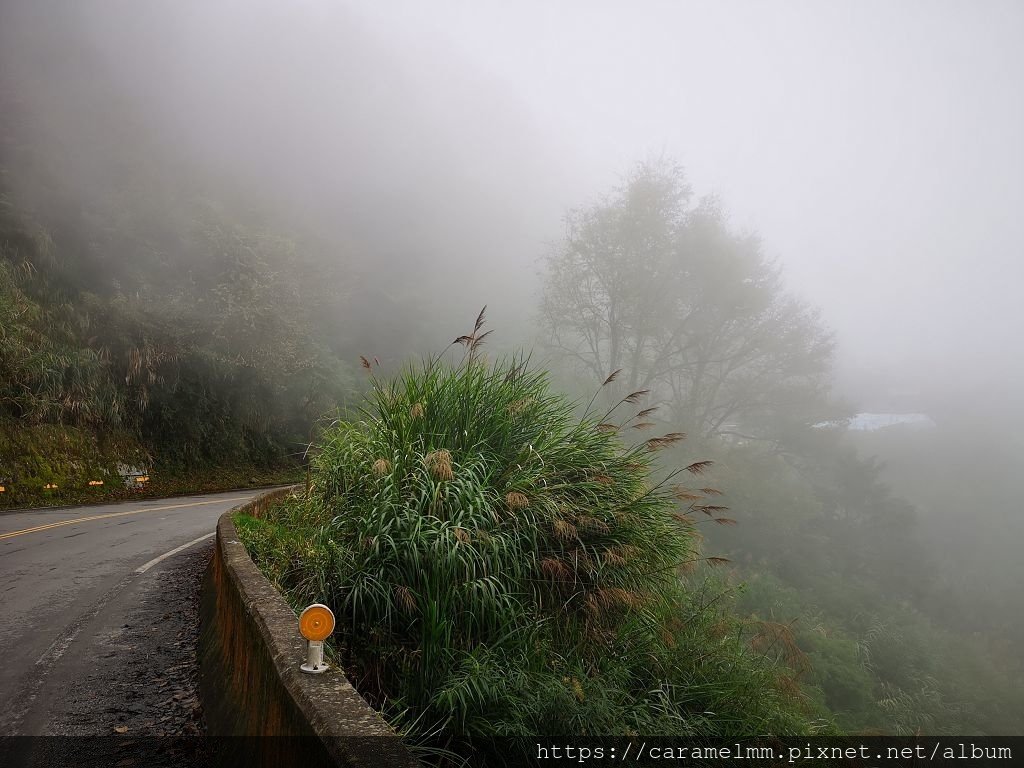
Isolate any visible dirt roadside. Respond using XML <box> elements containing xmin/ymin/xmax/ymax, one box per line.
<box><xmin>3</xmin><ymin>544</ymin><xmax>214</xmax><ymax>767</ymax></box>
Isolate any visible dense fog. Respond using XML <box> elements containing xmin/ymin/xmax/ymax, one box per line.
<box><xmin>2</xmin><ymin>0</ymin><xmax>1021</xmax><ymax>736</ymax></box>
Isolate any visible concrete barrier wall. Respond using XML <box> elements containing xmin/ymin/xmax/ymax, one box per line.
<box><xmin>199</xmin><ymin>487</ymin><xmax>419</xmax><ymax>768</ymax></box>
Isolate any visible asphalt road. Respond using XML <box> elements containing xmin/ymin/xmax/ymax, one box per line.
<box><xmin>0</xmin><ymin>490</ymin><xmax>261</xmax><ymax>737</ymax></box>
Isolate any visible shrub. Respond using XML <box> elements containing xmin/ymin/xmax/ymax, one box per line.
<box><xmin>243</xmin><ymin>323</ymin><xmax>819</xmax><ymax>758</ymax></box>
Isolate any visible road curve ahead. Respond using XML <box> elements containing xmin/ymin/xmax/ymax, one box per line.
<box><xmin>0</xmin><ymin>490</ymin><xmax>262</xmax><ymax>736</ymax></box>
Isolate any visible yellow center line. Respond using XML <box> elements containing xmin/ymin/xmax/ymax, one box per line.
<box><xmin>0</xmin><ymin>497</ymin><xmax>251</xmax><ymax>541</ymax></box>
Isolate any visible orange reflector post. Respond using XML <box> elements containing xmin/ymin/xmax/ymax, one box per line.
<box><xmin>298</xmin><ymin>603</ymin><xmax>335</xmax><ymax>674</ymax></box>
<box><xmin>298</xmin><ymin>604</ymin><xmax>335</xmax><ymax>641</ymax></box>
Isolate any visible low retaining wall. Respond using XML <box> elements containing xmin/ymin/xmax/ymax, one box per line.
<box><xmin>199</xmin><ymin>487</ymin><xmax>419</xmax><ymax>768</ymax></box>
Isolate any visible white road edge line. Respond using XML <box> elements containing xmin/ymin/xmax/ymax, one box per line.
<box><xmin>135</xmin><ymin>531</ymin><xmax>216</xmax><ymax>574</ymax></box>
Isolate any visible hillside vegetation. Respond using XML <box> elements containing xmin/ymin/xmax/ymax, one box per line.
<box><xmin>0</xmin><ymin>178</ymin><xmax>351</xmax><ymax>505</ymax></box>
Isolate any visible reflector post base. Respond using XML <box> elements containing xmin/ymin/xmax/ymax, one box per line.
<box><xmin>300</xmin><ymin>639</ymin><xmax>329</xmax><ymax>674</ymax></box>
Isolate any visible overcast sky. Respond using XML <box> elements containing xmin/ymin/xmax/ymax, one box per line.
<box><xmin>351</xmin><ymin>0</ymin><xmax>1024</xmax><ymax>402</ymax></box>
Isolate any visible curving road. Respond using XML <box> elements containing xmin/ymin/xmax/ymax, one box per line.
<box><xmin>0</xmin><ymin>490</ymin><xmax>262</xmax><ymax>737</ymax></box>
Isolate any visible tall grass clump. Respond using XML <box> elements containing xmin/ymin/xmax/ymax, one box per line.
<box><xmin>243</xmin><ymin>315</ymin><xmax>820</xmax><ymax>759</ymax></box>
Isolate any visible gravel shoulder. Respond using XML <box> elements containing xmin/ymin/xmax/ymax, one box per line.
<box><xmin>3</xmin><ymin>544</ymin><xmax>214</xmax><ymax>767</ymax></box>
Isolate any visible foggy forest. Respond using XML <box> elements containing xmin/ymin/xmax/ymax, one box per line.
<box><xmin>1</xmin><ymin>0</ymin><xmax>1022</xmax><ymax>758</ymax></box>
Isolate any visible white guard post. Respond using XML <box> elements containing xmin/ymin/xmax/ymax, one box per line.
<box><xmin>302</xmin><ymin>640</ymin><xmax>327</xmax><ymax>674</ymax></box>
<box><xmin>298</xmin><ymin>603</ymin><xmax>335</xmax><ymax>675</ymax></box>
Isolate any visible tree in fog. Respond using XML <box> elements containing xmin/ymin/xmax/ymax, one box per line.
<box><xmin>540</xmin><ymin>160</ymin><xmax>838</xmax><ymax>443</ymax></box>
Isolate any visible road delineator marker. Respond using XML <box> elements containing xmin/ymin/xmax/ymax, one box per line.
<box><xmin>298</xmin><ymin>603</ymin><xmax>335</xmax><ymax>674</ymax></box>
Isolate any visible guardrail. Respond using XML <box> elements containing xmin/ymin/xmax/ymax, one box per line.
<box><xmin>199</xmin><ymin>487</ymin><xmax>419</xmax><ymax>767</ymax></box>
